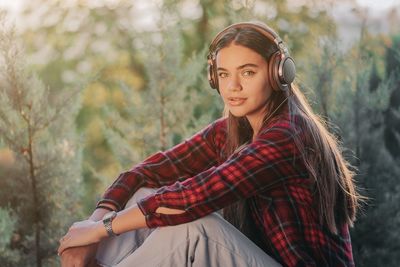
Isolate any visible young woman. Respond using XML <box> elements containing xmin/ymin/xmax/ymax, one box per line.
<box><xmin>58</xmin><ymin>22</ymin><xmax>361</xmax><ymax>267</ymax></box>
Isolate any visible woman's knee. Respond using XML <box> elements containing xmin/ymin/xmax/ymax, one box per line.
<box><xmin>187</xmin><ymin>212</ymin><xmax>227</xmax><ymax>233</ymax></box>
<box><xmin>125</xmin><ymin>187</ymin><xmax>157</xmax><ymax>208</ymax></box>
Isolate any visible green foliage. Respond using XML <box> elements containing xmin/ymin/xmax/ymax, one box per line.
<box><xmin>0</xmin><ymin>13</ymin><xmax>83</xmax><ymax>266</ymax></box>
<box><xmin>19</xmin><ymin>0</ymin><xmax>150</xmax><ymax>213</ymax></box>
<box><xmin>329</xmin><ymin>31</ymin><xmax>400</xmax><ymax>267</ymax></box>
<box><xmin>0</xmin><ymin>208</ymin><xmax>21</xmax><ymax>266</ymax></box>
<box><xmin>383</xmin><ymin>34</ymin><xmax>400</xmax><ymax>159</ymax></box>
<box><xmin>102</xmin><ymin>25</ymin><xmax>218</xmax><ymax>173</ymax></box>
<box><xmin>351</xmin><ymin>131</ymin><xmax>400</xmax><ymax>266</ymax></box>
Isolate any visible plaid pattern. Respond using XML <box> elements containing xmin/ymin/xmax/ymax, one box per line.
<box><xmin>98</xmin><ymin>115</ymin><xmax>355</xmax><ymax>267</ymax></box>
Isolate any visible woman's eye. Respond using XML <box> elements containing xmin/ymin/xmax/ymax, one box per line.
<box><xmin>243</xmin><ymin>70</ymin><xmax>255</xmax><ymax>77</ymax></box>
<box><xmin>218</xmin><ymin>72</ymin><xmax>228</xmax><ymax>78</ymax></box>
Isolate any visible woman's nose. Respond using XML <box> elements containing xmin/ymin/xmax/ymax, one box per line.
<box><xmin>227</xmin><ymin>75</ymin><xmax>242</xmax><ymax>91</ymax></box>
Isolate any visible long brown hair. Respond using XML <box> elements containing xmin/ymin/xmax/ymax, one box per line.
<box><xmin>214</xmin><ymin>24</ymin><xmax>362</xmax><ymax>238</ymax></box>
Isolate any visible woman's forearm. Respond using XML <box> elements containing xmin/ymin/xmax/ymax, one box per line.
<box><xmin>58</xmin><ymin>201</ymin><xmax>186</xmax><ymax>254</ymax></box>
<box><xmin>109</xmin><ymin>204</ymin><xmax>147</xmax><ymax>235</ymax></box>
<box><xmin>110</xmin><ymin>205</ymin><xmax>185</xmax><ymax>235</ymax></box>
<box><xmin>92</xmin><ymin>202</ymin><xmax>186</xmax><ymax>237</ymax></box>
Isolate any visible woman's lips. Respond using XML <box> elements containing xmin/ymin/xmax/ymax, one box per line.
<box><xmin>227</xmin><ymin>97</ymin><xmax>247</xmax><ymax>106</ymax></box>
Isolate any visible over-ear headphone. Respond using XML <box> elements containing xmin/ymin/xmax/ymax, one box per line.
<box><xmin>207</xmin><ymin>22</ymin><xmax>296</xmax><ymax>92</ymax></box>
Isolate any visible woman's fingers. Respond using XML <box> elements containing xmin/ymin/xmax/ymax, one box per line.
<box><xmin>58</xmin><ymin>220</ymin><xmax>101</xmax><ymax>255</ymax></box>
<box><xmin>69</xmin><ymin>222</ymin><xmax>79</xmax><ymax>230</ymax></box>
<box><xmin>58</xmin><ymin>239</ymin><xmax>67</xmax><ymax>255</ymax></box>
<box><xmin>58</xmin><ymin>234</ymin><xmax>71</xmax><ymax>255</ymax></box>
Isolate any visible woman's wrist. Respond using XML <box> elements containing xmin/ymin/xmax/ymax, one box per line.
<box><xmin>90</xmin><ymin>208</ymin><xmax>110</xmax><ymax>222</ymax></box>
<box><xmin>95</xmin><ymin>220</ymin><xmax>109</xmax><ymax>240</ymax></box>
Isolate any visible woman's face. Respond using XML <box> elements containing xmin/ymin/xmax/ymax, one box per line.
<box><xmin>216</xmin><ymin>43</ymin><xmax>272</xmax><ymax>125</ymax></box>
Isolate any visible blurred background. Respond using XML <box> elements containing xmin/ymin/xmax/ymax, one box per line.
<box><xmin>0</xmin><ymin>0</ymin><xmax>399</xmax><ymax>266</ymax></box>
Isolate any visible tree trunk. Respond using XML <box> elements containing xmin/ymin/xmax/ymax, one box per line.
<box><xmin>159</xmin><ymin>78</ymin><xmax>167</xmax><ymax>151</ymax></box>
<box><xmin>27</xmin><ymin>124</ymin><xmax>42</xmax><ymax>267</ymax></box>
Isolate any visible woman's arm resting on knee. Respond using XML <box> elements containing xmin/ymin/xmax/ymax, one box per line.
<box><xmin>99</xmin><ymin>205</ymin><xmax>184</xmax><ymax>238</ymax></box>
<box><xmin>59</xmin><ymin>205</ymin><xmax>117</xmax><ymax>266</ymax></box>
<box><xmin>58</xmin><ymin>204</ymin><xmax>184</xmax><ymax>255</ymax></box>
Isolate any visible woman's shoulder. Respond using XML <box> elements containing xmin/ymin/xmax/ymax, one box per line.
<box><xmin>212</xmin><ymin>117</ymin><xmax>228</xmax><ymax>130</ymax></box>
<box><xmin>258</xmin><ymin>112</ymin><xmax>304</xmax><ymax>141</ymax></box>
<box><xmin>199</xmin><ymin>117</ymin><xmax>227</xmax><ymax>136</ymax></box>
<box><xmin>194</xmin><ymin>118</ymin><xmax>227</xmax><ymax>152</ymax></box>
<box><xmin>209</xmin><ymin>117</ymin><xmax>227</xmax><ymax>145</ymax></box>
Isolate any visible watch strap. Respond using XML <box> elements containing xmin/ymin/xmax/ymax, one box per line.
<box><xmin>103</xmin><ymin>211</ymin><xmax>118</xmax><ymax>237</ymax></box>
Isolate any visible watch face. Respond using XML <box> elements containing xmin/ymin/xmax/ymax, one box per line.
<box><xmin>104</xmin><ymin>211</ymin><xmax>117</xmax><ymax>222</ymax></box>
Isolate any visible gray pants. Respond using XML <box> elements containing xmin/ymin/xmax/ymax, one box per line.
<box><xmin>96</xmin><ymin>188</ymin><xmax>281</xmax><ymax>267</ymax></box>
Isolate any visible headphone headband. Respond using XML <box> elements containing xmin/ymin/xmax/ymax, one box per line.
<box><xmin>208</xmin><ymin>22</ymin><xmax>284</xmax><ymax>59</ymax></box>
<box><xmin>207</xmin><ymin>22</ymin><xmax>296</xmax><ymax>92</ymax></box>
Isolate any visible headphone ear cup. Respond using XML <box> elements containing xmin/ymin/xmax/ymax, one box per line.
<box><xmin>280</xmin><ymin>57</ymin><xmax>296</xmax><ymax>86</ymax></box>
<box><xmin>207</xmin><ymin>59</ymin><xmax>217</xmax><ymax>89</ymax></box>
<box><xmin>269</xmin><ymin>52</ymin><xmax>296</xmax><ymax>91</ymax></box>
<box><xmin>268</xmin><ymin>51</ymin><xmax>282</xmax><ymax>91</ymax></box>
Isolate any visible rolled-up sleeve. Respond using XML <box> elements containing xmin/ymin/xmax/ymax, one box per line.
<box><xmin>137</xmin><ymin>124</ymin><xmax>305</xmax><ymax>228</ymax></box>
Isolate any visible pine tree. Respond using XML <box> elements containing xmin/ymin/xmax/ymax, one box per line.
<box><xmin>368</xmin><ymin>59</ymin><xmax>381</xmax><ymax>92</ymax></box>
<box><xmin>347</xmin><ymin>72</ymin><xmax>400</xmax><ymax>266</ymax></box>
<box><xmin>18</xmin><ymin>0</ymin><xmax>147</xmax><ymax>212</ymax></box>
<box><xmin>0</xmin><ymin>14</ymin><xmax>83</xmax><ymax>267</ymax></box>
<box><xmin>0</xmin><ymin>207</ymin><xmax>20</xmax><ymax>266</ymax></box>
<box><xmin>330</xmin><ymin>25</ymin><xmax>400</xmax><ymax>267</ymax></box>
<box><xmin>383</xmin><ymin>35</ymin><xmax>400</xmax><ymax>159</ymax></box>
<box><xmin>102</xmin><ymin>22</ymin><xmax>217</xmax><ymax>174</ymax></box>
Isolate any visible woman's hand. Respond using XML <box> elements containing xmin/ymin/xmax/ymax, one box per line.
<box><xmin>59</xmin><ymin>244</ymin><xmax>99</xmax><ymax>267</ymax></box>
<box><xmin>58</xmin><ymin>219</ymin><xmax>107</xmax><ymax>256</ymax></box>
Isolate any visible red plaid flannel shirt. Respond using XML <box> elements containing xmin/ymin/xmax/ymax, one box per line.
<box><xmin>98</xmin><ymin>114</ymin><xmax>355</xmax><ymax>267</ymax></box>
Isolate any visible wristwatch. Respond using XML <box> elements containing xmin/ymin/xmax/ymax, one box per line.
<box><xmin>102</xmin><ymin>211</ymin><xmax>119</xmax><ymax>237</ymax></box>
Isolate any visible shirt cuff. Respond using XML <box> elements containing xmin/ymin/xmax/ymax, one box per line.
<box><xmin>137</xmin><ymin>193</ymin><xmax>198</xmax><ymax>228</ymax></box>
<box><xmin>137</xmin><ymin>194</ymin><xmax>163</xmax><ymax>228</ymax></box>
<box><xmin>96</xmin><ymin>199</ymin><xmax>123</xmax><ymax>211</ymax></box>
<box><xmin>137</xmin><ymin>194</ymin><xmax>159</xmax><ymax>216</ymax></box>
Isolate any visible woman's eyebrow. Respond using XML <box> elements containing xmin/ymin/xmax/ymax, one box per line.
<box><xmin>217</xmin><ymin>63</ymin><xmax>259</xmax><ymax>71</ymax></box>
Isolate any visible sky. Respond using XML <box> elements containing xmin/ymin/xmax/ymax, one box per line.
<box><xmin>0</xmin><ymin>0</ymin><xmax>398</xmax><ymax>47</ymax></box>
<box><xmin>0</xmin><ymin>0</ymin><xmax>399</xmax><ymax>12</ymax></box>
<box><xmin>356</xmin><ymin>0</ymin><xmax>399</xmax><ymax>11</ymax></box>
